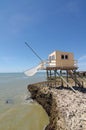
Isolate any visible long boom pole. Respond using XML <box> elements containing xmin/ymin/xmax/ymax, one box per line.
<box><xmin>25</xmin><ymin>42</ymin><xmax>43</xmax><ymax>62</ymax></box>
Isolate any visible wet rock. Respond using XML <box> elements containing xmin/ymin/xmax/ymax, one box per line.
<box><xmin>5</xmin><ymin>99</ymin><xmax>14</xmax><ymax>104</ymax></box>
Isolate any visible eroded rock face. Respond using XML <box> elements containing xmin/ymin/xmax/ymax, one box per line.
<box><xmin>28</xmin><ymin>85</ymin><xmax>67</xmax><ymax>130</ymax></box>
<box><xmin>28</xmin><ymin>84</ymin><xmax>86</xmax><ymax>130</ymax></box>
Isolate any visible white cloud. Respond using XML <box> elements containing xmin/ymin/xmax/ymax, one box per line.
<box><xmin>78</xmin><ymin>55</ymin><xmax>86</xmax><ymax>61</ymax></box>
<box><xmin>78</xmin><ymin>55</ymin><xmax>86</xmax><ymax>71</ymax></box>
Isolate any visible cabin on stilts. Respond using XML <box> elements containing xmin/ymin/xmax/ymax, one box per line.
<box><xmin>24</xmin><ymin>42</ymin><xmax>86</xmax><ymax>91</ymax></box>
<box><xmin>41</xmin><ymin>51</ymin><xmax>85</xmax><ymax>89</ymax></box>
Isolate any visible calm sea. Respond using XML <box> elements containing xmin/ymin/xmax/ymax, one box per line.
<box><xmin>0</xmin><ymin>72</ymin><xmax>49</xmax><ymax>130</ymax></box>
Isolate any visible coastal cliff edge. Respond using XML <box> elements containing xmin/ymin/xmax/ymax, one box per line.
<box><xmin>28</xmin><ymin>83</ymin><xmax>86</xmax><ymax>130</ymax></box>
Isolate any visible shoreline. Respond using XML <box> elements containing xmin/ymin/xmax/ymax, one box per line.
<box><xmin>28</xmin><ymin>84</ymin><xmax>59</xmax><ymax>130</ymax></box>
<box><xmin>28</xmin><ymin>82</ymin><xmax>86</xmax><ymax>130</ymax></box>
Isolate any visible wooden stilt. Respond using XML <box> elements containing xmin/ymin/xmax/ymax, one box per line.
<box><xmin>60</xmin><ymin>70</ymin><xmax>63</xmax><ymax>86</ymax></box>
<box><xmin>74</xmin><ymin>70</ymin><xmax>77</xmax><ymax>87</ymax></box>
<box><xmin>46</xmin><ymin>70</ymin><xmax>49</xmax><ymax>86</ymax></box>
<box><xmin>66</xmin><ymin>70</ymin><xmax>69</xmax><ymax>87</ymax></box>
<box><xmin>54</xmin><ymin>70</ymin><xmax>57</xmax><ymax>87</ymax></box>
<box><xmin>50</xmin><ymin>70</ymin><xmax>51</xmax><ymax>80</ymax></box>
<box><xmin>46</xmin><ymin>70</ymin><xmax>48</xmax><ymax>80</ymax></box>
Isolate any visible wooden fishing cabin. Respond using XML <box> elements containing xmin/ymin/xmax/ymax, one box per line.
<box><xmin>47</xmin><ymin>51</ymin><xmax>77</xmax><ymax>69</ymax></box>
<box><xmin>41</xmin><ymin>51</ymin><xmax>86</xmax><ymax>89</ymax></box>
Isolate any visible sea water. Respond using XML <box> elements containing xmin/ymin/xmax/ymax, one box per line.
<box><xmin>0</xmin><ymin>72</ymin><xmax>49</xmax><ymax>130</ymax></box>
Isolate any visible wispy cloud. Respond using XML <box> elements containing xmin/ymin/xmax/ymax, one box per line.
<box><xmin>78</xmin><ymin>55</ymin><xmax>86</xmax><ymax>61</ymax></box>
<box><xmin>8</xmin><ymin>13</ymin><xmax>32</xmax><ymax>33</ymax></box>
<box><xmin>66</xmin><ymin>1</ymin><xmax>79</xmax><ymax>13</ymax></box>
<box><xmin>78</xmin><ymin>55</ymin><xmax>86</xmax><ymax>71</ymax></box>
<box><xmin>0</xmin><ymin>9</ymin><xmax>35</xmax><ymax>34</ymax></box>
<box><xmin>0</xmin><ymin>56</ymin><xmax>15</xmax><ymax>62</ymax></box>
<box><xmin>78</xmin><ymin>62</ymin><xmax>86</xmax><ymax>66</ymax></box>
<box><xmin>55</xmin><ymin>0</ymin><xmax>81</xmax><ymax>15</ymax></box>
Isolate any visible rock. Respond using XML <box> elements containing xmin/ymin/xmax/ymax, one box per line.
<box><xmin>27</xmin><ymin>83</ymin><xmax>86</xmax><ymax>130</ymax></box>
<box><xmin>5</xmin><ymin>99</ymin><xmax>14</xmax><ymax>104</ymax></box>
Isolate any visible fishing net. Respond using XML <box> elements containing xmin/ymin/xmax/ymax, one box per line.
<box><xmin>24</xmin><ymin>63</ymin><xmax>43</xmax><ymax>76</ymax></box>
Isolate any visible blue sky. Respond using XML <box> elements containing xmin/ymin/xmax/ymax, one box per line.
<box><xmin>0</xmin><ymin>0</ymin><xmax>86</xmax><ymax>72</ymax></box>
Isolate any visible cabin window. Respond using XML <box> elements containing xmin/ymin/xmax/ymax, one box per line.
<box><xmin>49</xmin><ymin>56</ymin><xmax>51</xmax><ymax>61</ymax></box>
<box><xmin>61</xmin><ymin>54</ymin><xmax>68</xmax><ymax>60</ymax></box>
<box><xmin>61</xmin><ymin>55</ymin><xmax>64</xmax><ymax>59</ymax></box>
<box><xmin>49</xmin><ymin>55</ymin><xmax>55</xmax><ymax>61</ymax></box>
<box><xmin>65</xmin><ymin>55</ymin><xmax>68</xmax><ymax>59</ymax></box>
<box><xmin>52</xmin><ymin>55</ymin><xmax>55</xmax><ymax>60</ymax></box>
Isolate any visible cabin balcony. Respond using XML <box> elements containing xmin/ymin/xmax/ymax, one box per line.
<box><xmin>41</xmin><ymin>59</ymin><xmax>78</xmax><ymax>70</ymax></box>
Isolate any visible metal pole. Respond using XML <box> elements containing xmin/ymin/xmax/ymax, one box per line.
<box><xmin>25</xmin><ymin>42</ymin><xmax>43</xmax><ymax>62</ymax></box>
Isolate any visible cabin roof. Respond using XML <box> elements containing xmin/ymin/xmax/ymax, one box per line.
<box><xmin>49</xmin><ymin>50</ymin><xmax>73</xmax><ymax>55</ymax></box>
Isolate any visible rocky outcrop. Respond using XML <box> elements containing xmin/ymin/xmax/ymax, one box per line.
<box><xmin>28</xmin><ymin>84</ymin><xmax>86</xmax><ymax>130</ymax></box>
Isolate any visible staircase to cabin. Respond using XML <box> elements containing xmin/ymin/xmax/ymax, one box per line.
<box><xmin>77</xmin><ymin>72</ymin><xmax>86</xmax><ymax>83</ymax></box>
<box><xmin>56</xmin><ymin>71</ymin><xmax>76</xmax><ymax>92</ymax></box>
<box><xmin>68</xmin><ymin>70</ymin><xmax>84</xmax><ymax>87</ymax></box>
